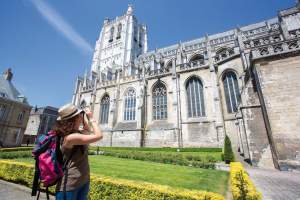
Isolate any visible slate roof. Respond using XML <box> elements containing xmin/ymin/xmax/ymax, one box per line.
<box><xmin>0</xmin><ymin>74</ymin><xmax>28</xmax><ymax>104</ymax></box>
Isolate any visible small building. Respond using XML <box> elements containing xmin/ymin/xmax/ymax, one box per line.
<box><xmin>23</xmin><ymin>106</ymin><xmax>58</xmax><ymax>144</ymax></box>
<box><xmin>0</xmin><ymin>68</ymin><xmax>31</xmax><ymax>147</ymax></box>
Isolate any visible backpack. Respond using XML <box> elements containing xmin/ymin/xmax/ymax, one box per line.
<box><xmin>31</xmin><ymin>130</ymin><xmax>64</xmax><ymax>199</ymax></box>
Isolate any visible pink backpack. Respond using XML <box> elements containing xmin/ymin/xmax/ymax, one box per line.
<box><xmin>31</xmin><ymin>130</ymin><xmax>64</xmax><ymax>199</ymax></box>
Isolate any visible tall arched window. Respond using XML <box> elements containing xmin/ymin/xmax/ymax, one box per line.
<box><xmin>109</xmin><ymin>27</ymin><xmax>114</xmax><ymax>42</ymax></box>
<box><xmin>124</xmin><ymin>89</ymin><xmax>136</xmax><ymax>121</ymax></box>
<box><xmin>152</xmin><ymin>82</ymin><xmax>167</xmax><ymax>120</ymax></box>
<box><xmin>186</xmin><ymin>77</ymin><xmax>205</xmax><ymax>117</ymax></box>
<box><xmin>100</xmin><ymin>95</ymin><xmax>110</xmax><ymax>124</ymax></box>
<box><xmin>117</xmin><ymin>23</ymin><xmax>122</xmax><ymax>39</ymax></box>
<box><xmin>80</xmin><ymin>100</ymin><xmax>86</xmax><ymax>109</ymax></box>
<box><xmin>222</xmin><ymin>71</ymin><xmax>240</xmax><ymax>113</ymax></box>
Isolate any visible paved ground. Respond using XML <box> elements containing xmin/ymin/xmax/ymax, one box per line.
<box><xmin>0</xmin><ymin>179</ymin><xmax>54</xmax><ymax>200</ymax></box>
<box><xmin>247</xmin><ymin>167</ymin><xmax>300</xmax><ymax>200</ymax></box>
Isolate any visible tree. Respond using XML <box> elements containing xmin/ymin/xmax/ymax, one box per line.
<box><xmin>224</xmin><ymin>135</ymin><xmax>234</xmax><ymax>164</ymax></box>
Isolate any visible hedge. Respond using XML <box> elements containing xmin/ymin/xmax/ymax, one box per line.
<box><xmin>0</xmin><ymin>151</ymin><xmax>32</xmax><ymax>159</ymax></box>
<box><xmin>0</xmin><ymin>160</ymin><xmax>225</xmax><ymax>200</ymax></box>
<box><xmin>223</xmin><ymin>135</ymin><xmax>234</xmax><ymax>164</ymax></box>
<box><xmin>230</xmin><ymin>162</ymin><xmax>262</xmax><ymax>200</ymax></box>
<box><xmin>89</xmin><ymin>146</ymin><xmax>222</xmax><ymax>152</ymax></box>
<box><xmin>89</xmin><ymin>149</ymin><xmax>217</xmax><ymax>169</ymax></box>
<box><xmin>0</xmin><ymin>147</ymin><xmax>33</xmax><ymax>152</ymax></box>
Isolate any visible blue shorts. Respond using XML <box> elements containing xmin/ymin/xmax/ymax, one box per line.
<box><xmin>55</xmin><ymin>181</ymin><xmax>89</xmax><ymax>200</ymax></box>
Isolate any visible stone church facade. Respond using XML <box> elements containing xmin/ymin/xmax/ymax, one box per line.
<box><xmin>72</xmin><ymin>5</ymin><xmax>300</xmax><ymax>170</ymax></box>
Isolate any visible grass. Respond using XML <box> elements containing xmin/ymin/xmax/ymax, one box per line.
<box><xmin>9</xmin><ymin>155</ymin><xmax>228</xmax><ymax>195</ymax></box>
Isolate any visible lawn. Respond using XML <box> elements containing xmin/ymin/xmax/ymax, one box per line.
<box><xmin>9</xmin><ymin>155</ymin><xmax>228</xmax><ymax>195</ymax></box>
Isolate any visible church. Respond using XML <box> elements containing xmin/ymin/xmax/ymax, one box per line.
<box><xmin>72</xmin><ymin>4</ymin><xmax>300</xmax><ymax>170</ymax></box>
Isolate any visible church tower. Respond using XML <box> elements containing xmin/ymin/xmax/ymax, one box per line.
<box><xmin>90</xmin><ymin>5</ymin><xmax>148</xmax><ymax>79</ymax></box>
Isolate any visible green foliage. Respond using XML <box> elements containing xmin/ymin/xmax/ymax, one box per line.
<box><xmin>0</xmin><ymin>151</ymin><xmax>32</xmax><ymax>159</ymax></box>
<box><xmin>0</xmin><ymin>160</ymin><xmax>225</xmax><ymax>200</ymax></box>
<box><xmin>223</xmin><ymin>135</ymin><xmax>234</xmax><ymax>163</ymax></box>
<box><xmin>88</xmin><ymin>148</ymin><xmax>223</xmax><ymax>169</ymax></box>
<box><xmin>230</xmin><ymin>162</ymin><xmax>262</xmax><ymax>200</ymax></box>
<box><xmin>0</xmin><ymin>147</ymin><xmax>33</xmax><ymax>152</ymax></box>
<box><xmin>10</xmin><ymin>156</ymin><xmax>229</xmax><ymax>195</ymax></box>
<box><xmin>89</xmin><ymin>146</ymin><xmax>222</xmax><ymax>152</ymax></box>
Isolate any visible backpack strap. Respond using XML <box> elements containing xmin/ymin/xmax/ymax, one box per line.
<box><xmin>31</xmin><ymin>158</ymin><xmax>40</xmax><ymax>196</ymax></box>
<box><xmin>45</xmin><ymin>187</ymin><xmax>50</xmax><ymax>200</ymax></box>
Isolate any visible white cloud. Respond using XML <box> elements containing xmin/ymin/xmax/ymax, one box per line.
<box><xmin>30</xmin><ymin>0</ymin><xmax>93</xmax><ymax>54</ymax></box>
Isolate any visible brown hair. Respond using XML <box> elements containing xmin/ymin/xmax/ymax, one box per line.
<box><xmin>53</xmin><ymin>115</ymin><xmax>79</xmax><ymax>136</ymax></box>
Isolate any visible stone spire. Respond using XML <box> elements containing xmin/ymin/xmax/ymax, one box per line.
<box><xmin>3</xmin><ymin>68</ymin><xmax>13</xmax><ymax>81</ymax></box>
<box><xmin>127</xmin><ymin>4</ymin><xmax>133</xmax><ymax>15</ymax></box>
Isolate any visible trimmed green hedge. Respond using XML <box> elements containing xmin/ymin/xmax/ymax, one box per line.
<box><xmin>0</xmin><ymin>147</ymin><xmax>33</xmax><ymax>152</ymax></box>
<box><xmin>89</xmin><ymin>149</ymin><xmax>218</xmax><ymax>169</ymax></box>
<box><xmin>0</xmin><ymin>160</ymin><xmax>225</xmax><ymax>200</ymax></box>
<box><xmin>89</xmin><ymin>146</ymin><xmax>222</xmax><ymax>152</ymax></box>
<box><xmin>230</xmin><ymin>162</ymin><xmax>261</xmax><ymax>200</ymax></box>
<box><xmin>0</xmin><ymin>151</ymin><xmax>32</xmax><ymax>159</ymax></box>
<box><xmin>224</xmin><ymin>135</ymin><xmax>234</xmax><ymax>164</ymax></box>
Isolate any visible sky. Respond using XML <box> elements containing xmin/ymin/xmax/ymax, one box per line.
<box><xmin>0</xmin><ymin>0</ymin><xmax>295</xmax><ymax>108</ymax></box>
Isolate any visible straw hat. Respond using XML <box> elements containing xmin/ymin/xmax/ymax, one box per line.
<box><xmin>57</xmin><ymin>103</ymin><xmax>83</xmax><ymax>121</ymax></box>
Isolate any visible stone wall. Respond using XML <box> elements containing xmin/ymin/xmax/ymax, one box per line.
<box><xmin>256</xmin><ymin>56</ymin><xmax>300</xmax><ymax>170</ymax></box>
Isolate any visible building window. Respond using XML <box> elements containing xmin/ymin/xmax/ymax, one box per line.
<box><xmin>223</xmin><ymin>71</ymin><xmax>240</xmax><ymax>113</ymax></box>
<box><xmin>124</xmin><ymin>88</ymin><xmax>136</xmax><ymax>121</ymax></box>
<box><xmin>152</xmin><ymin>82</ymin><xmax>167</xmax><ymax>120</ymax></box>
<box><xmin>116</xmin><ymin>23</ymin><xmax>122</xmax><ymax>39</ymax></box>
<box><xmin>133</xmin><ymin>26</ymin><xmax>138</xmax><ymax>42</ymax></box>
<box><xmin>139</xmin><ymin>28</ymin><xmax>143</xmax><ymax>47</ymax></box>
<box><xmin>0</xmin><ymin>105</ymin><xmax>7</xmax><ymax>121</ymax></box>
<box><xmin>80</xmin><ymin>100</ymin><xmax>86</xmax><ymax>109</ymax></box>
<box><xmin>186</xmin><ymin>77</ymin><xmax>205</xmax><ymax>117</ymax></box>
<box><xmin>0</xmin><ymin>92</ymin><xmax>7</xmax><ymax>98</ymax></box>
<box><xmin>109</xmin><ymin>27</ymin><xmax>114</xmax><ymax>42</ymax></box>
<box><xmin>17</xmin><ymin>111</ymin><xmax>25</xmax><ymax>122</ymax></box>
<box><xmin>100</xmin><ymin>94</ymin><xmax>110</xmax><ymax>124</ymax></box>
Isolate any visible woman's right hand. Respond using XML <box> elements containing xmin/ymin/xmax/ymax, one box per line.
<box><xmin>84</xmin><ymin>107</ymin><xmax>93</xmax><ymax>119</ymax></box>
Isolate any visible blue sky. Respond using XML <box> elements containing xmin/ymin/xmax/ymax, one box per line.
<box><xmin>0</xmin><ymin>0</ymin><xmax>295</xmax><ymax>108</ymax></box>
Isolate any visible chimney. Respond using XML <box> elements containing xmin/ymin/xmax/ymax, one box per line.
<box><xmin>3</xmin><ymin>68</ymin><xmax>13</xmax><ymax>81</ymax></box>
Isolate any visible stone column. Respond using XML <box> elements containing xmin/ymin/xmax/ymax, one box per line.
<box><xmin>171</xmin><ymin>58</ymin><xmax>181</xmax><ymax>147</ymax></box>
<box><xmin>206</xmin><ymin>38</ymin><xmax>225</xmax><ymax>147</ymax></box>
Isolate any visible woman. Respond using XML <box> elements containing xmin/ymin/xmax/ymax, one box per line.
<box><xmin>54</xmin><ymin>103</ymin><xmax>103</xmax><ymax>200</ymax></box>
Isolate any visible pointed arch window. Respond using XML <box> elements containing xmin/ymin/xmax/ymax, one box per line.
<box><xmin>117</xmin><ymin>23</ymin><xmax>122</xmax><ymax>39</ymax></box>
<box><xmin>109</xmin><ymin>27</ymin><xmax>114</xmax><ymax>42</ymax></box>
<box><xmin>124</xmin><ymin>89</ymin><xmax>136</xmax><ymax>121</ymax></box>
<box><xmin>223</xmin><ymin>71</ymin><xmax>240</xmax><ymax>113</ymax></box>
<box><xmin>152</xmin><ymin>82</ymin><xmax>167</xmax><ymax>120</ymax></box>
<box><xmin>186</xmin><ymin>77</ymin><xmax>205</xmax><ymax>117</ymax></box>
<box><xmin>80</xmin><ymin>100</ymin><xmax>86</xmax><ymax>109</ymax></box>
<box><xmin>100</xmin><ymin>95</ymin><xmax>110</xmax><ymax>124</ymax></box>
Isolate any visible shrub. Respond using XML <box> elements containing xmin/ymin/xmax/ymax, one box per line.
<box><xmin>230</xmin><ymin>162</ymin><xmax>262</xmax><ymax>200</ymax></box>
<box><xmin>223</xmin><ymin>135</ymin><xmax>234</xmax><ymax>164</ymax></box>
<box><xmin>0</xmin><ymin>160</ymin><xmax>225</xmax><ymax>200</ymax></box>
<box><xmin>0</xmin><ymin>147</ymin><xmax>33</xmax><ymax>152</ymax></box>
<box><xmin>92</xmin><ymin>150</ymin><xmax>217</xmax><ymax>169</ymax></box>
<box><xmin>89</xmin><ymin>146</ymin><xmax>222</xmax><ymax>152</ymax></box>
<box><xmin>0</xmin><ymin>151</ymin><xmax>32</xmax><ymax>159</ymax></box>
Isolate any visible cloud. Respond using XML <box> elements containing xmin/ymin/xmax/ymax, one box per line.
<box><xmin>30</xmin><ymin>0</ymin><xmax>93</xmax><ymax>54</ymax></box>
